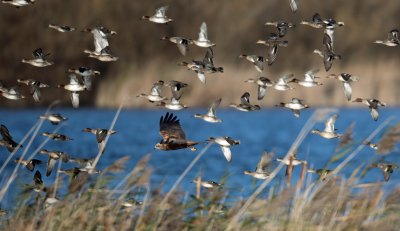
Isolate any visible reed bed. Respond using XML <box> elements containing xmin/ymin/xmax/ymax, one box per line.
<box><xmin>1</xmin><ymin>155</ymin><xmax>400</xmax><ymax>231</ymax></box>
<box><xmin>0</xmin><ymin>109</ymin><xmax>399</xmax><ymax>231</ymax></box>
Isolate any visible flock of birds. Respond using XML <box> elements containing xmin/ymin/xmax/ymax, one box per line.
<box><xmin>0</xmin><ymin>1</ymin><xmax>399</xmax><ymax>208</ymax></box>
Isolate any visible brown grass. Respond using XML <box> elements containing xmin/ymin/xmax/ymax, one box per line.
<box><xmin>0</xmin><ymin>0</ymin><xmax>399</xmax><ymax>107</ymax></box>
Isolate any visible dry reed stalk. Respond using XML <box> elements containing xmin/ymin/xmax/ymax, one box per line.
<box><xmin>286</xmin><ymin>156</ymin><xmax>294</xmax><ymax>187</ymax></box>
<box><xmin>226</xmin><ymin>108</ymin><xmax>333</xmax><ymax>231</ymax></box>
<box><xmin>332</xmin><ymin>116</ymin><xmax>394</xmax><ymax>175</ymax></box>
<box><xmin>90</xmin><ymin>103</ymin><xmax>123</xmax><ymax>174</ymax></box>
<box><xmin>297</xmin><ymin>161</ymin><xmax>307</xmax><ymax>190</ymax></box>
<box><xmin>153</xmin><ymin>142</ymin><xmax>212</xmax><ymax>230</ymax></box>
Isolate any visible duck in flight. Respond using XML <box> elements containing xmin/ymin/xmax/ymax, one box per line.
<box><xmin>314</xmin><ymin>34</ymin><xmax>341</xmax><ymax>71</ymax></box>
<box><xmin>157</xmin><ymin>80</ymin><xmax>188</xmax><ymax>110</ymax></box>
<box><xmin>293</xmin><ymin>69</ymin><xmax>322</xmax><ymax>88</ymax></box>
<box><xmin>68</xmin><ymin>67</ymin><xmax>101</xmax><ymax>91</ymax></box>
<box><xmin>48</xmin><ymin>24</ymin><xmax>75</xmax><ymax>32</ymax></box>
<box><xmin>15</xmin><ymin>158</ymin><xmax>42</xmax><ymax>171</ymax></box>
<box><xmin>58</xmin><ymin>74</ymin><xmax>87</xmax><ymax>108</ymax></box>
<box><xmin>265</xmin><ymin>21</ymin><xmax>296</xmax><ymax>37</ymax></box>
<box><xmin>311</xmin><ymin>114</ymin><xmax>342</xmax><ymax>139</ymax></box>
<box><xmin>141</xmin><ymin>6</ymin><xmax>172</xmax><ymax>24</ymax></box>
<box><xmin>239</xmin><ymin>54</ymin><xmax>266</xmax><ymax>73</ymax></box>
<box><xmin>17</xmin><ymin>79</ymin><xmax>49</xmax><ymax>102</ymax></box>
<box><xmin>40</xmin><ymin>149</ymin><xmax>70</xmax><ymax>177</ymax></box>
<box><xmin>244</xmin><ymin>151</ymin><xmax>273</xmax><ymax>179</ymax></box>
<box><xmin>193</xmin><ymin>22</ymin><xmax>215</xmax><ymax>48</ymax></box>
<box><xmin>326</xmin><ymin>73</ymin><xmax>358</xmax><ymax>101</ymax></box>
<box><xmin>374</xmin><ymin>29</ymin><xmax>399</xmax><ymax>47</ymax></box>
<box><xmin>22</xmin><ymin>48</ymin><xmax>53</xmax><ymax>67</ymax></box>
<box><xmin>40</xmin><ymin>113</ymin><xmax>68</xmax><ymax>125</ymax></box>
<box><xmin>244</xmin><ymin>77</ymin><xmax>274</xmax><ymax>100</ymax></box>
<box><xmin>82</xmin><ymin>128</ymin><xmax>117</xmax><ymax>154</ymax></box>
<box><xmin>256</xmin><ymin>33</ymin><xmax>288</xmax><ymax>66</ymax></box>
<box><xmin>229</xmin><ymin>92</ymin><xmax>260</xmax><ymax>112</ymax></box>
<box><xmin>194</xmin><ymin>98</ymin><xmax>222</xmax><ymax>123</ymax></box>
<box><xmin>137</xmin><ymin>80</ymin><xmax>167</xmax><ymax>103</ymax></box>
<box><xmin>161</xmin><ymin>36</ymin><xmax>193</xmax><ymax>56</ymax></box>
<box><xmin>207</xmin><ymin>137</ymin><xmax>240</xmax><ymax>162</ymax></box>
<box><xmin>352</xmin><ymin>98</ymin><xmax>386</xmax><ymax>121</ymax></box>
<box><xmin>275</xmin><ymin>98</ymin><xmax>309</xmax><ymax>117</ymax></box>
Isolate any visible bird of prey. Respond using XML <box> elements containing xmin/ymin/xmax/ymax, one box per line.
<box><xmin>0</xmin><ymin>124</ymin><xmax>22</xmax><ymax>153</ymax></box>
<box><xmin>154</xmin><ymin>112</ymin><xmax>199</xmax><ymax>151</ymax></box>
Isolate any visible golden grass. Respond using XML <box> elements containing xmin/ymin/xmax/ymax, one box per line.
<box><xmin>0</xmin><ymin>0</ymin><xmax>399</xmax><ymax>107</ymax></box>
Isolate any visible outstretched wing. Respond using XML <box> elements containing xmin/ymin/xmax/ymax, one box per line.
<box><xmin>220</xmin><ymin>146</ymin><xmax>232</xmax><ymax>162</ymax></box>
<box><xmin>388</xmin><ymin>29</ymin><xmax>399</xmax><ymax>41</ymax></box>
<box><xmin>155</xmin><ymin>5</ymin><xmax>168</xmax><ymax>17</ymax></box>
<box><xmin>0</xmin><ymin>124</ymin><xmax>13</xmax><ymax>141</ymax></box>
<box><xmin>304</xmin><ymin>69</ymin><xmax>319</xmax><ymax>82</ymax></box>
<box><xmin>240</xmin><ymin>92</ymin><xmax>251</xmax><ymax>105</ymax></box>
<box><xmin>70</xmin><ymin>92</ymin><xmax>80</xmax><ymax>109</ymax></box>
<box><xmin>256</xmin><ymin>151</ymin><xmax>273</xmax><ymax>173</ymax></box>
<box><xmin>159</xmin><ymin>112</ymin><xmax>186</xmax><ymax>141</ymax></box>
<box><xmin>267</xmin><ymin>44</ymin><xmax>278</xmax><ymax>65</ymax></box>
<box><xmin>207</xmin><ymin>98</ymin><xmax>221</xmax><ymax>117</ymax></box>
<box><xmin>324</xmin><ymin>114</ymin><xmax>338</xmax><ymax>133</ymax></box>
<box><xmin>203</xmin><ymin>48</ymin><xmax>214</xmax><ymax>66</ymax></box>
<box><xmin>343</xmin><ymin>82</ymin><xmax>352</xmax><ymax>101</ymax></box>
<box><xmin>150</xmin><ymin>81</ymin><xmax>163</xmax><ymax>96</ymax></box>
<box><xmin>289</xmin><ymin>0</ymin><xmax>298</xmax><ymax>13</ymax></box>
<box><xmin>198</xmin><ymin>22</ymin><xmax>208</xmax><ymax>41</ymax></box>
<box><xmin>92</xmin><ymin>30</ymin><xmax>110</xmax><ymax>53</ymax></box>
<box><xmin>46</xmin><ymin>157</ymin><xmax>57</xmax><ymax>177</ymax></box>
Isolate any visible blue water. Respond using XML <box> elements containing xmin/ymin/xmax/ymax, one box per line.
<box><xmin>0</xmin><ymin>108</ymin><xmax>399</xmax><ymax>209</ymax></box>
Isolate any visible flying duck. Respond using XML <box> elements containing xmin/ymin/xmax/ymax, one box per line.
<box><xmin>229</xmin><ymin>92</ymin><xmax>260</xmax><ymax>112</ymax></box>
<box><xmin>22</xmin><ymin>48</ymin><xmax>53</xmax><ymax>67</ymax></box>
<box><xmin>275</xmin><ymin>98</ymin><xmax>309</xmax><ymax>117</ymax></box>
<box><xmin>293</xmin><ymin>69</ymin><xmax>322</xmax><ymax>88</ymax></box>
<box><xmin>141</xmin><ymin>6</ymin><xmax>172</xmax><ymax>24</ymax></box>
<box><xmin>194</xmin><ymin>98</ymin><xmax>223</xmax><ymax>123</ymax></box>
<box><xmin>256</xmin><ymin>33</ymin><xmax>288</xmax><ymax>65</ymax></box>
<box><xmin>326</xmin><ymin>73</ymin><xmax>358</xmax><ymax>101</ymax></box>
<box><xmin>311</xmin><ymin>114</ymin><xmax>342</xmax><ymax>139</ymax></box>
<box><xmin>137</xmin><ymin>80</ymin><xmax>167</xmax><ymax>103</ymax></box>
<box><xmin>82</xmin><ymin>128</ymin><xmax>116</xmax><ymax>154</ymax></box>
<box><xmin>244</xmin><ymin>77</ymin><xmax>275</xmax><ymax>100</ymax></box>
<box><xmin>244</xmin><ymin>151</ymin><xmax>273</xmax><ymax>179</ymax></box>
<box><xmin>17</xmin><ymin>79</ymin><xmax>49</xmax><ymax>102</ymax></box>
<box><xmin>193</xmin><ymin>22</ymin><xmax>215</xmax><ymax>48</ymax></box>
<box><xmin>207</xmin><ymin>137</ymin><xmax>240</xmax><ymax>162</ymax></box>
<box><xmin>352</xmin><ymin>98</ymin><xmax>386</xmax><ymax>121</ymax></box>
